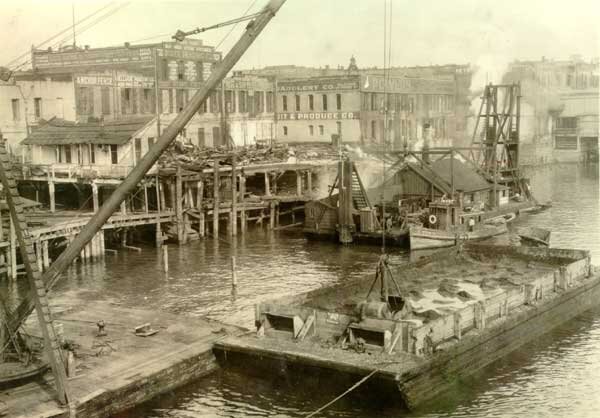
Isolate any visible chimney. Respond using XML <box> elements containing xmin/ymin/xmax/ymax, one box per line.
<box><xmin>124</xmin><ymin>42</ymin><xmax>130</xmax><ymax>48</ymax></box>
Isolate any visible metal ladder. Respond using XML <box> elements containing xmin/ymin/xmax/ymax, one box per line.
<box><xmin>0</xmin><ymin>142</ymin><xmax>70</xmax><ymax>405</ymax></box>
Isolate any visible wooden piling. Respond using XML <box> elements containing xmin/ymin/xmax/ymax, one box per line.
<box><xmin>197</xmin><ymin>181</ymin><xmax>205</xmax><ymax>238</ymax></box>
<box><xmin>296</xmin><ymin>171</ymin><xmax>302</xmax><ymax>196</ymax></box>
<box><xmin>48</xmin><ymin>180</ymin><xmax>56</xmax><ymax>213</ymax></box>
<box><xmin>10</xmin><ymin>218</ymin><xmax>16</xmax><ymax>279</ymax></box>
<box><xmin>269</xmin><ymin>202</ymin><xmax>275</xmax><ymax>230</ymax></box>
<box><xmin>240</xmin><ymin>175</ymin><xmax>247</xmax><ymax>234</ymax></box>
<box><xmin>213</xmin><ymin>159</ymin><xmax>220</xmax><ymax>236</ymax></box>
<box><xmin>231</xmin><ymin>255</ymin><xmax>237</xmax><ymax>288</ymax></box>
<box><xmin>231</xmin><ymin>154</ymin><xmax>237</xmax><ymax>237</ymax></box>
<box><xmin>35</xmin><ymin>241</ymin><xmax>43</xmax><ymax>272</ymax></box>
<box><xmin>176</xmin><ymin>167</ymin><xmax>185</xmax><ymax>244</ymax></box>
<box><xmin>162</xmin><ymin>245</ymin><xmax>169</xmax><ymax>273</ymax></box>
<box><xmin>143</xmin><ymin>183</ymin><xmax>149</xmax><ymax>214</ymax></box>
<box><xmin>42</xmin><ymin>240</ymin><xmax>49</xmax><ymax>268</ymax></box>
<box><xmin>264</xmin><ymin>172</ymin><xmax>271</xmax><ymax>196</ymax></box>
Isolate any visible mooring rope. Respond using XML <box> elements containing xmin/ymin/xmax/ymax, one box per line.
<box><xmin>304</xmin><ymin>368</ymin><xmax>379</xmax><ymax>418</ymax></box>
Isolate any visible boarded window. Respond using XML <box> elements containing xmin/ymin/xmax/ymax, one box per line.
<box><xmin>34</xmin><ymin>98</ymin><xmax>42</xmax><ymax>118</ymax></box>
<box><xmin>101</xmin><ymin>88</ymin><xmax>111</xmax><ymax>115</ymax></box>
<box><xmin>555</xmin><ymin>136</ymin><xmax>578</xmax><ymax>150</ymax></box>
<box><xmin>110</xmin><ymin>144</ymin><xmax>118</xmax><ymax>164</ymax></box>
<box><xmin>322</xmin><ymin>94</ymin><xmax>328</xmax><ymax>111</ymax></box>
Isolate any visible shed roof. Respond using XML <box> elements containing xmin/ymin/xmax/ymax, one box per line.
<box><xmin>429</xmin><ymin>158</ymin><xmax>491</xmax><ymax>192</ymax></box>
<box><xmin>21</xmin><ymin>116</ymin><xmax>153</xmax><ymax>146</ymax></box>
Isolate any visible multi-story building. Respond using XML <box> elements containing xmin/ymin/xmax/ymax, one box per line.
<box><xmin>1</xmin><ymin>39</ymin><xmax>275</xmax><ymax>159</ymax></box>
<box><xmin>275</xmin><ymin>73</ymin><xmax>457</xmax><ymax>148</ymax></box>
<box><xmin>505</xmin><ymin>56</ymin><xmax>599</xmax><ymax>163</ymax></box>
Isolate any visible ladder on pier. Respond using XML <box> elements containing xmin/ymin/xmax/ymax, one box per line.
<box><xmin>0</xmin><ymin>143</ymin><xmax>70</xmax><ymax>405</ymax></box>
<box><xmin>350</xmin><ymin>167</ymin><xmax>371</xmax><ymax>210</ymax></box>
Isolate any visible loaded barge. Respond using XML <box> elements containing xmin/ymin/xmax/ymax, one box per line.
<box><xmin>215</xmin><ymin>244</ymin><xmax>598</xmax><ymax>409</ymax></box>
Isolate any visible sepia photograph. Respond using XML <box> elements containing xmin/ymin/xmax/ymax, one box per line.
<box><xmin>0</xmin><ymin>0</ymin><xmax>599</xmax><ymax>417</ymax></box>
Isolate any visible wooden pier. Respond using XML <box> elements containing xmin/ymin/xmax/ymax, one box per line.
<box><xmin>3</xmin><ymin>290</ymin><xmax>245</xmax><ymax>418</ymax></box>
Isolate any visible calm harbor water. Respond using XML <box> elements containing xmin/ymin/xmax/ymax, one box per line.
<box><xmin>51</xmin><ymin>163</ymin><xmax>600</xmax><ymax>417</ymax></box>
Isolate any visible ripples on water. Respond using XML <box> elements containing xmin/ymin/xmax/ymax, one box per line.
<box><xmin>41</xmin><ymin>164</ymin><xmax>600</xmax><ymax>417</ymax></box>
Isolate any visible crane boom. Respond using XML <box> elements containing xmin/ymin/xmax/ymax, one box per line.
<box><xmin>7</xmin><ymin>0</ymin><xmax>287</xmax><ymax>336</ymax></box>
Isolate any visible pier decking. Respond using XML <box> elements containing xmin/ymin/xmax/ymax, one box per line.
<box><xmin>3</xmin><ymin>290</ymin><xmax>245</xmax><ymax>418</ymax></box>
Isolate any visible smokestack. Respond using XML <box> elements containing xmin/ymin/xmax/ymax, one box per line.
<box><xmin>422</xmin><ymin>123</ymin><xmax>432</xmax><ymax>163</ymax></box>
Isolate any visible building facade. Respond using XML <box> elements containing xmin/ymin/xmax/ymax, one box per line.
<box><xmin>275</xmin><ymin>73</ymin><xmax>457</xmax><ymax>148</ymax></box>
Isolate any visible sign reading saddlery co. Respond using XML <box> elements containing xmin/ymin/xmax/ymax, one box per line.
<box><xmin>277</xmin><ymin>112</ymin><xmax>359</xmax><ymax>120</ymax></box>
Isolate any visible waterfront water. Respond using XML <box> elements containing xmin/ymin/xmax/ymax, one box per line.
<box><xmin>44</xmin><ymin>164</ymin><xmax>600</xmax><ymax>417</ymax></box>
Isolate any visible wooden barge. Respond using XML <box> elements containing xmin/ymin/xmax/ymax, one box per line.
<box><xmin>214</xmin><ymin>244</ymin><xmax>598</xmax><ymax>409</ymax></box>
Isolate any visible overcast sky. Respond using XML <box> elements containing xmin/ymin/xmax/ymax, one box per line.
<box><xmin>2</xmin><ymin>0</ymin><xmax>599</xmax><ymax>74</ymax></box>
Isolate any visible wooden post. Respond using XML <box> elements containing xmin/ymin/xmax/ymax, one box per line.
<box><xmin>213</xmin><ymin>160</ymin><xmax>220</xmax><ymax>236</ymax></box>
<box><xmin>269</xmin><ymin>201</ymin><xmax>275</xmax><ymax>229</ymax></box>
<box><xmin>48</xmin><ymin>180</ymin><xmax>56</xmax><ymax>213</ymax></box>
<box><xmin>100</xmin><ymin>230</ymin><xmax>105</xmax><ymax>256</ymax></box>
<box><xmin>92</xmin><ymin>182</ymin><xmax>99</xmax><ymax>212</ymax></box>
<box><xmin>162</xmin><ymin>245</ymin><xmax>169</xmax><ymax>273</ymax></box>
<box><xmin>307</xmin><ymin>170</ymin><xmax>312</xmax><ymax>195</ymax></box>
<box><xmin>264</xmin><ymin>171</ymin><xmax>271</xmax><ymax>196</ymax></box>
<box><xmin>143</xmin><ymin>183</ymin><xmax>149</xmax><ymax>214</ymax></box>
<box><xmin>176</xmin><ymin>167</ymin><xmax>185</xmax><ymax>244</ymax></box>
<box><xmin>231</xmin><ymin>255</ymin><xmax>237</xmax><ymax>289</ymax></box>
<box><xmin>169</xmin><ymin>178</ymin><xmax>176</xmax><ymax>211</ymax></box>
<box><xmin>197</xmin><ymin>181</ymin><xmax>205</xmax><ymax>237</ymax></box>
<box><xmin>155</xmin><ymin>176</ymin><xmax>163</xmax><ymax>247</ymax></box>
<box><xmin>159</xmin><ymin>180</ymin><xmax>166</xmax><ymax>212</ymax></box>
<box><xmin>42</xmin><ymin>240</ymin><xmax>50</xmax><ymax>268</ymax></box>
<box><xmin>296</xmin><ymin>171</ymin><xmax>302</xmax><ymax>196</ymax></box>
<box><xmin>10</xmin><ymin>218</ymin><xmax>16</xmax><ymax>279</ymax></box>
<box><xmin>36</xmin><ymin>241</ymin><xmax>43</xmax><ymax>272</ymax></box>
<box><xmin>120</xmin><ymin>200</ymin><xmax>126</xmax><ymax>215</ymax></box>
<box><xmin>231</xmin><ymin>154</ymin><xmax>237</xmax><ymax>236</ymax></box>
<box><xmin>240</xmin><ymin>175</ymin><xmax>246</xmax><ymax>234</ymax></box>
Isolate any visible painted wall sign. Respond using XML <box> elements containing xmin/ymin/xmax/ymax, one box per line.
<box><xmin>361</xmin><ymin>75</ymin><xmax>455</xmax><ymax>94</ymax></box>
<box><xmin>33</xmin><ymin>47</ymin><xmax>153</xmax><ymax>68</ymax></box>
<box><xmin>278</xmin><ymin>78</ymin><xmax>359</xmax><ymax>93</ymax></box>
<box><xmin>277</xmin><ymin>112</ymin><xmax>360</xmax><ymax>120</ymax></box>
<box><xmin>76</xmin><ymin>73</ymin><xmax>154</xmax><ymax>88</ymax></box>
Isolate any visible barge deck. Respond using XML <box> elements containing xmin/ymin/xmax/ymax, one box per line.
<box><xmin>2</xmin><ymin>290</ymin><xmax>245</xmax><ymax>418</ymax></box>
<box><xmin>214</xmin><ymin>244</ymin><xmax>598</xmax><ymax>409</ymax></box>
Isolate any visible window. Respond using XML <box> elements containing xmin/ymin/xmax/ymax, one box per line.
<box><xmin>197</xmin><ymin>128</ymin><xmax>205</xmax><ymax>147</ymax></box>
<box><xmin>319</xmin><ymin>125</ymin><xmax>324</xmax><ymax>135</ymax></box>
<box><xmin>336</xmin><ymin>94</ymin><xmax>341</xmax><ymax>110</ymax></box>
<box><xmin>64</xmin><ymin>145</ymin><xmax>72</xmax><ymax>163</ymax></box>
<box><xmin>309</xmin><ymin>125</ymin><xmax>314</xmax><ymax>136</ymax></box>
<box><xmin>11</xmin><ymin>99</ymin><xmax>20</xmax><ymax>121</ymax></box>
<box><xmin>121</xmin><ymin>88</ymin><xmax>132</xmax><ymax>115</ymax></box>
<box><xmin>168</xmin><ymin>89</ymin><xmax>174</xmax><ymax>114</ymax></box>
<box><xmin>225</xmin><ymin>90</ymin><xmax>234</xmax><ymax>113</ymax></box>
<box><xmin>134</xmin><ymin>138</ymin><xmax>142</xmax><ymax>163</ymax></box>
<box><xmin>309</xmin><ymin>94</ymin><xmax>314</xmax><ymax>111</ymax></box>
<box><xmin>177</xmin><ymin>60</ymin><xmax>185</xmax><ymax>81</ymax></box>
<box><xmin>147</xmin><ymin>137</ymin><xmax>155</xmax><ymax>152</ymax></box>
<box><xmin>143</xmin><ymin>89</ymin><xmax>153</xmax><ymax>113</ymax></box>
<box><xmin>76</xmin><ymin>144</ymin><xmax>83</xmax><ymax>164</ymax></box>
<box><xmin>110</xmin><ymin>144</ymin><xmax>118</xmax><ymax>164</ymax></box>
<box><xmin>322</xmin><ymin>94</ymin><xmax>328</xmax><ymax>111</ymax></box>
<box><xmin>295</xmin><ymin>94</ymin><xmax>300</xmax><ymax>111</ymax></box>
<box><xmin>210</xmin><ymin>90</ymin><xmax>219</xmax><ymax>113</ymax></box>
<box><xmin>195</xmin><ymin>61</ymin><xmax>204</xmax><ymax>81</ymax></box>
<box><xmin>283</xmin><ymin>126</ymin><xmax>288</xmax><ymax>136</ymax></box>
<box><xmin>89</xmin><ymin>144</ymin><xmax>95</xmax><ymax>164</ymax></box>
<box><xmin>212</xmin><ymin>126</ymin><xmax>221</xmax><ymax>146</ymax></box>
<box><xmin>176</xmin><ymin>89</ymin><xmax>185</xmax><ymax>112</ymax></box>
<box><xmin>267</xmin><ymin>91</ymin><xmax>273</xmax><ymax>113</ymax></box>
<box><xmin>556</xmin><ymin>117</ymin><xmax>577</xmax><ymax>129</ymax></box>
<box><xmin>282</xmin><ymin>95</ymin><xmax>288</xmax><ymax>111</ymax></box>
<box><xmin>266</xmin><ymin>91</ymin><xmax>274</xmax><ymax>112</ymax></box>
<box><xmin>34</xmin><ymin>98</ymin><xmax>42</xmax><ymax>118</ymax></box>
<box><xmin>555</xmin><ymin>136</ymin><xmax>578</xmax><ymax>150</ymax></box>
<box><xmin>101</xmin><ymin>88</ymin><xmax>111</xmax><ymax>115</ymax></box>
<box><xmin>161</xmin><ymin>59</ymin><xmax>169</xmax><ymax>80</ymax></box>
<box><xmin>239</xmin><ymin>90</ymin><xmax>247</xmax><ymax>113</ymax></box>
<box><xmin>371</xmin><ymin>120</ymin><xmax>376</xmax><ymax>138</ymax></box>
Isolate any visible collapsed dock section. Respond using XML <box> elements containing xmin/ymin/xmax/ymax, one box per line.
<box><xmin>215</xmin><ymin>244</ymin><xmax>598</xmax><ymax>409</ymax></box>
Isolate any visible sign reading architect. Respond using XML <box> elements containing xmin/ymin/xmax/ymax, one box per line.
<box><xmin>277</xmin><ymin>112</ymin><xmax>360</xmax><ymax>120</ymax></box>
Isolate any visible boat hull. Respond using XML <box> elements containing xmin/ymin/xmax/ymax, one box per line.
<box><xmin>409</xmin><ymin>224</ymin><xmax>508</xmax><ymax>250</ymax></box>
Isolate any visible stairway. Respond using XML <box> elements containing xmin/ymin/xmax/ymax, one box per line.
<box><xmin>351</xmin><ymin>169</ymin><xmax>370</xmax><ymax>210</ymax></box>
<box><xmin>0</xmin><ymin>143</ymin><xmax>70</xmax><ymax>405</ymax></box>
